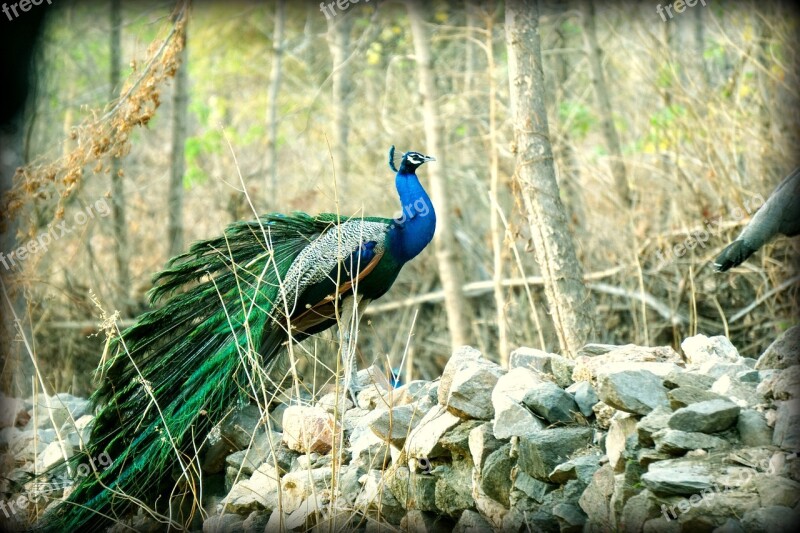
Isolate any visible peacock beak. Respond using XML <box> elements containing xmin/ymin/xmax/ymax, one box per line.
<box><xmin>423</xmin><ymin>155</ymin><xmax>436</xmax><ymax>162</ymax></box>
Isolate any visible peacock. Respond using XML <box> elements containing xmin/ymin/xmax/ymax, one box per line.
<box><xmin>714</xmin><ymin>167</ymin><xmax>800</xmax><ymax>272</ymax></box>
<box><xmin>39</xmin><ymin>146</ymin><xmax>436</xmax><ymax>531</ymax></box>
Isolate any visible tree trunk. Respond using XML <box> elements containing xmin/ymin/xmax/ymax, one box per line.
<box><xmin>407</xmin><ymin>0</ymin><xmax>471</xmax><ymax>348</ymax></box>
<box><xmin>327</xmin><ymin>13</ymin><xmax>352</xmax><ymax>196</ymax></box>
<box><xmin>110</xmin><ymin>0</ymin><xmax>130</xmax><ymax>311</ymax></box>
<box><xmin>505</xmin><ymin>0</ymin><xmax>596</xmax><ymax>357</ymax></box>
<box><xmin>265</xmin><ymin>0</ymin><xmax>285</xmax><ymax>205</ymax></box>
<box><xmin>582</xmin><ymin>0</ymin><xmax>631</xmax><ymax>207</ymax></box>
<box><xmin>167</xmin><ymin>10</ymin><xmax>188</xmax><ymax>258</ymax></box>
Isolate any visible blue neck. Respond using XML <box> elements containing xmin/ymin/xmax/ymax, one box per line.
<box><xmin>388</xmin><ymin>170</ymin><xmax>436</xmax><ymax>263</ymax></box>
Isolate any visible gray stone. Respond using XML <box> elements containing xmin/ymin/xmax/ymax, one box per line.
<box><xmin>637</xmin><ymin>406</ymin><xmax>672</xmax><ymax>447</ymax></box>
<box><xmin>620</xmin><ymin>490</ymin><xmax>659</xmax><ymax>533</ymax></box>
<box><xmin>607</xmin><ymin>412</ymin><xmax>638</xmax><ymax>471</ymax></box>
<box><xmin>31</xmin><ymin>393</ymin><xmax>90</xmax><ymax>430</ymax></box>
<box><xmin>440</xmin><ymin>420</ymin><xmax>483</xmax><ymax>457</ymax></box>
<box><xmin>453</xmin><ymin>509</ymin><xmax>491</xmax><ymax>533</ymax></box>
<box><xmin>641</xmin><ymin>458</ymin><xmax>713</xmax><ymax>495</ymax></box>
<box><xmin>668</xmin><ymin>386</ymin><xmax>727</xmax><ymax>410</ymax></box>
<box><xmin>522</xmin><ymin>381</ymin><xmax>579</xmax><ymax>424</ymax></box>
<box><xmin>481</xmin><ymin>443</ymin><xmax>513</xmax><ymax>506</ymax></box>
<box><xmin>223</xmin><ymin>463</ymin><xmax>281</xmax><ymax>513</ymax></box>
<box><xmin>698</xmin><ymin>361</ymin><xmax>753</xmax><ymax>380</ymax></box>
<box><xmin>552</xmin><ymin>503</ymin><xmax>587</xmax><ymax>533</ymax></box>
<box><xmin>369</xmin><ymin>404</ymin><xmax>419</xmax><ymax>446</ymax></box>
<box><xmin>491</xmin><ymin>367</ymin><xmax>546</xmax><ymax>439</ymax></box>
<box><xmin>468</xmin><ymin>422</ymin><xmax>503</xmax><ymax>470</ymax></box>
<box><xmin>550</xmin><ymin>354</ymin><xmax>576</xmax><ymax>388</ymax></box>
<box><xmin>578</xmin><ymin>463</ymin><xmax>616</xmax><ymax>532</ymax></box>
<box><xmin>752</xmin><ymin>473</ymin><xmax>800</xmax><ymax>507</ymax></box>
<box><xmin>434</xmin><ymin>460</ymin><xmax>474</xmax><ymax>516</ymax></box>
<box><xmin>405</xmin><ymin>405</ymin><xmax>461</xmax><ymax>459</ymax></box>
<box><xmin>596</xmin><ymin>370</ymin><xmax>669</xmax><ymax>415</ymax></box>
<box><xmin>440</xmin><ymin>348</ymin><xmax>505</xmax><ymax>420</ymax></box>
<box><xmin>566</xmin><ymin>381</ymin><xmax>599</xmax><ymax>417</ymax></box>
<box><xmin>756</xmin><ymin>325</ymin><xmax>800</xmax><ymax>370</ymax></box>
<box><xmin>681</xmin><ymin>334</ymin><xmax>741</xmax><ymax>365</ymax></box>
<box><xmin>548</xmin><ymin>454</ymin><xmax>602</xmax><ymax>484</ymax></box>
<box><xmin>386</xmin><ymin>466</ymin><xmax>437</xmax><ymax>512</ymax></box>
<box><xmin>668</xmin><ymin>399</ymin><xmax>740</xmax><ymax>434</ymax></box>
<box><xmin>741</xmin><ymin>505</ymin><xmax>800</xmax><ymax>533</ymax></box>
<box><xmin>736</xmin><ymin>409</ymin><xmax>772</xmax><ymax>446</ymax></box>
<box><xmin>514</xmin><ymin>471</ymin><xmax>555</xmax><ymax>503</ymax></box>
<box><xmin>518</xmin><ymin>427</ymin><xmax>592</xmax><ymax>480</ymax></box>
<box><xmin>713</xmin><ymin>519</ymin><xmax>746</xmax><ymax>533</ymax></box>
<box><xmin>242</xmin><ymin>511</ymin><xmax>269</xmax><ymax>533</ymax></box>
<box><xmin>510</xmin><ymin>347</ymin><xmax>555</xmax><ymax>374</ymax></box>
<box><xmin>736</xmin><ymin>369</ymin><xmax>760</xmax><ymax>383</ymax></box>
<box><xmin>772</xmin><ymin>399</ymin><xmax>800</xmax><ymax>450</ymax></box>
<box><xmin>653</xmin><ymin>429</ymin><xmax>728</xmax><ymax>454</ymax></box>
<box><xmin>711</xmin><ymin>375</ymin><xmax>762</xmax><ymax>407</ymax></box>
<box><xmin>663</xmin><ymin>371</ymin><xmax>716</xmax><ymax>390</ymax></box>
<box><xmin>765</xmin><ymin>365</ymin><xmax>800</xmax><ymax>400</ymax></box>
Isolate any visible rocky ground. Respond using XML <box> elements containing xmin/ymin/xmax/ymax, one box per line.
<box><xmin>1</xmin><ymin>326</ymin><xmax>799</xmax><ymax>532</ymax></box>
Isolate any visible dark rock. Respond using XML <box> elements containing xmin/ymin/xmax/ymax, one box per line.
<box><xmin>549</xmin><ymin>454</ymin><xmax>602</xmax><ymax>484</ymax></box>
<box><xmin>566</xmin><ymin>381</ymin><xmax>599</xmax><ymax>417</ymax></box>
<box><xmin>552</xmin><ymin>503</ymin><xmax>587</xmax><ymax>533</ymax></box>
<box><xmin>664</xmin><ymin>371</ymin><xmax>716</xmax><ymax>390</ymax></box>
<box><xmin>597</xmin><ymin>370</ymin><xmax>669</xmax><ymax>415</ymax></box>
<box><xmin>668</xmin><ymin>399</ymin><xmax>740</xmax><ymax>434</ymax></box>
<box><xmin>772</xmin><ymin>399</ymin><xmax>800</xmax><ymax>450</ymax></box>
<box><xmin>434</xmin><ymin>460</ymin><xmax>474</xmax><ymax>516</ymax></box>
<box><xmin>637</xmin><ymin>406</ymin><xmax>672</xmax><ymax>447</ymax></box>
<box><xmin>653</xmin><ymin>429</ymin><xmax>728</xmax><ymax>454</ymax></box>
<box><xmin>668</xmin><ymin>386</ymin><xmax>727</xmax><ymax>410</ymax></box>
<box><xmin>641</xmin><ymin>458</ymin><xmax>713</xmax><ymax>495</ymax></box>
<box><xmin>741</xmin><ymin>505</ymin><xmax>800</xmax><ymax>533</ymax></box>
<box><xmin>578</xmin><ymin>463</ymin><xmax>615</xmax><ymax>532</ymax></box>
<box><xmin>480</xmin><ymin>443</ymin><xmax>513</xmax><ymax>506</ymax></box>
<box><xmin>756</xmin><ymin>325</ymin><xmax>800</xmax><ymax>370</ymax></box>
<box><xmin>453</xmin><ymin>510</ymin><xmax>491</xmax><ymax>533</ymax></box>
<box><xmin>736</xmin><ymin>409</ymin><xmax>772</xmax><ymax>446</ymax></box>
<box><xmin>523</xmin><ymin>381</ymin><xmax>579</xmax><ymax>424</ymax></box>
<box><xmin>518</xmin><ymin>427</ymin><xmax>593</xmax><ymax>480</ymax></box>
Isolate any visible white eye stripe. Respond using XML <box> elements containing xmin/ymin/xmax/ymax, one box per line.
<box><xmin>406</xmin><ymin>155</ymin><xmax>421</xmax><ymax>165</ymax></box>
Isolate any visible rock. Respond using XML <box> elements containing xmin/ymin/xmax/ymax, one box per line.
<box><xmin>453</xmin><ymin>509</ymin><xmax>491</xmax><ymax>532</ymax></box>
<box><xmin>203</xmin><ymin>514</ymin><xmax>244</xmax><ymax>533</ymax></box>
<box><xmin>223</xmin><ymin>463</ymin><xmax>281</xmax><ymax>513</ymax></box>
<box><xmin>698</xmin><ymin>361</ymin><xmax>754</xmax><ymax>380</ymax></box>
<box><xmin>0</xmin><ymin>395</ymin><xmax>27</xmax><ymax>429</ymax></box>
<box><xmin>596</xmin><ymin>370</ymin><xmax>669</xmax><ymax>415</ymax></box>
<box><xmin>522</xmin><ymin>381</ymin><xmax>579</xmax><ymax>424</ymax></box>
<box><xmin>713</xmin><ymin>518</ymin><xmax>746</xmax><ymax>533</ymax></box>
<box><xmin>549</xmin><ymin>454</ymin><xmax>602</xmax><ymax>484</ymax></box>
<box><xmin>566</xmin><ymin>381</ymin><xmax>599</xmax><ymax>417</ymax></box>
<box><xmin>572</xmin><ymin>344</ymin><xmax>683</xmax><ymax>383</ymax></box>
<box><xmin>578</xmin><ymin>463</ymin><xmax>616</xmax><ymax>531</ymax></box>
<box><xmin>763</xmin><ymin>365</ymin><xmax>800</xmax><ymax>400</ymax></box>
<box><xmin>386</xmin><ymin>466</ymin><xmax>437</xmax><ymax>512</ymax></box>
<box><xmin>242</xmin><ymin>511</ymin><xmax>269</xmax><ymax>533</ymax></box>
<box><xmin>653</xmin><ymin>429</ymin><xmax>728</xmax><ymax>454</ymax></box>
<box><xmin>552</xmin><ymin>502</ymin><xmax>587</xmax><ymax>533</ymax></box>
<box><xmin>756</xmin><ymin>325</ymin><xmax>800</xmax><ymax>370</ymax></box>
<box><xmin>592</xmin><ymin>401</ymin><xmax>617</xmax><ymax>429</ymax></box>
<box><xmin>401</xmin><ymin>510</ymin><xmax>453</xmax><ymax>533</ymax></box>
<box><xmin>439</xmin><ymin>347</ymin><xmax>505</xmax><ymax>419</ymax></box>
<box><xmin>383</xmin><ymin>380</ymin><xmax>437</xmax><ymax>408</ymax></box>
<box><xmin>736</xmin><ymin>369</ymin><xmax>760</xmax><ymax>383</ymax></box>
<box><xmin>711</xmin><ymin>375</ymin><xmax>762</xmax><ymax>407</ymax></box>
<box><xmin>641</xmin><ymin>458</ymin><xmax>714</xmax><ymax>495</ymax></box>
<box><xmin>315</xmin><ymin>392</ymin><xmax>353</xmax><ymax>414</ymax></box>
<box><xmin>480</xmin><ymin>443</ymin><xmax>514</xmax><ymax>505</ymax></box>
<box><xmin>369</xmin><ymin>404</ymin><xmax>419</xmax><ymax>446</ymax></box>
<box><xmin>510</xmin><ymin>347</ymin><xmax>555</xmax><ymax>374</ymax></box>
<box><xmin>682</xmin><ymin>334</ymin><xmax>741</xmax><ymax>366</ymax></box>
<box><xmin>668</xmin><ymin>399</ymin><xmax>740</xmax><ymax>434</ymax></box>
<box><xmin>550</xmin><ymin>354</ymin><xmax>576</xmax><ymax>388</ymax></box>
<box><xmin>282</xmin><ymin>406</ymin><xmax>336</xmax><ymax>454</ymax></box>
<box><xmin>225</xmin><ymin>449</ymin><xmax>261</xmax><ymax>477</ymax></box>
<box><xmin>736</xmin><ymin>409</ymin><xmax>772</xmax><ymax>446</ymax></box>
<box><xmin>405</xmin><ymin>405</ymin><xmax>461</xmax><ymax>459</ymax></box>
<box><xmin>518</xmin><ymin>427</ymin><xmax>592</xmax><ymax>480</ymax></box>
<box><xmin>514</xmin><ymin>470</ymin><xmax>555</xmax><ymax>503</ymax></box>
<box><xmin>36</xmin><ymin>441</ymin><xmax>73</xmax><ymax>471</ymax></box>
<box><xmin>31</xmin><ymin>393</ymin><xmax>90</xmax><ymax>430</ymax></box>
<box><xmin>741</xmin><ymin>505</ymin><xmax>800</xmax><ymax>533</ymax></box>
<box><xmin>752</xmin><ymin>473</ymin><xmax>800</xmax><ymax>507</ymax></box>
<box><xmin>468</xmin><ymin>422</ymin><xmax>503</xmax><ymax>470</ymax></box>
<box><xmin>283</xmin><ymin>494</ymin><xmax>324</xmax><ymax>530</ymax></box>
<box><xmin>491</xmin><ymin>367</ymin><xmax>546</xmax><ymax>439</ymax></box>
<box><xmin>620</xmin><ymin>490</ymin><xmax>660</xmax><ymax>533</ymax></box>
<box><xmin>771</xmin><ymin>399</ymin><xmax>800</xmax><ymax>451</ymax></box>
<box><xmin>434</xmin><ymin>460</ymin><xmax>474</xmax><ymax>516</ymax></box>
<box><xmin>637</xmin><ymin>448</ymin><xmax>672</xmax><ymax>467</ymax></box>
<box><xmin>663</xmin><ymin>371</ymin><xmax>716</xmax><ymax>390</ymax></box>
<box><xmin>607</xmin><ymin>412</ymin><xmax>638</xmax><ymax>471</ymax></box>
<box><xmin>281</xmin><ymin>468</ymin><xmax>332</xmax><ymax>515</ymax></box>
<box><xmin>667</xmin><ymin>386</ymin><xmax>727</xmax><ymax>410</ymax></box>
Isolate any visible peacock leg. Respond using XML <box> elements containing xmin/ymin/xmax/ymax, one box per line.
<box><xmin>339</xmin><ymin>294</ymin><xmax>361</xmax><ymax>402</ymax></box>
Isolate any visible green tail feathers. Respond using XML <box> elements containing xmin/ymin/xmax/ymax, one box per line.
<box><xmin>41</xmin><ymin>213</ymin><xmax>340</xmax><ymax>531</ymax></box>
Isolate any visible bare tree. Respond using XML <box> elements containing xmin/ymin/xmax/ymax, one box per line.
<box><xmin>110</xmin><ymin>0</ymin><xmax>130</xmax><ymax>311</ymax></box>
<box><xmin>407</xmin><ymin>0</ymin><xmax>471</xmax><ymax>348</ymax></box>
<box><xmin>327</xmin><ymin>13</ymin><xmax>352</xmax><ymax>195</ymax></box>
<box><xmin>505</xmin><ymin>0</ymin><xmax>596</xmax><ymax>357</ymax></box>
<box><xmin>266</xmin><ymin>0</ymin><xmax>285</xmax><ymax>204</ymax></box>
<box><xmin>582</xmin><ymin>0</ymin><xmax>631</xmax><ymax>207</ymax></box>
<box><xmin>167</xmin><ymin>10</ymin><xmax>188</xmax><ymax>258</ymax></box>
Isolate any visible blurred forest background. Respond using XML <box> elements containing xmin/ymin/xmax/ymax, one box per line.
<box><xmin>1</xmin><ymin>0</ymin><xmax>798</xmax><ymax>398</ymax></box>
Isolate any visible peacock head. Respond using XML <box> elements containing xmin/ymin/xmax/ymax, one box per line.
<box><xmin>389</xmin><ymin>145</ymin><xmax>436</xmax><ymax>174</ymax></box>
